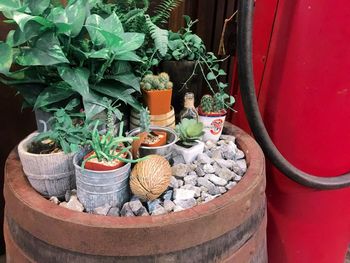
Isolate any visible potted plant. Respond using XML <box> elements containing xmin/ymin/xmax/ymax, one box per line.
<box><xmin>129</xmin><ymin>108</ymin><xmax>178</xmax><ymax>160</ymax></box>
<box><xmin>173</xmin><ymin>118</ymin><xmax>204</xmax><ymax>163</ymax></box>
<box><xmin>141</xmin><ymin>72</ymin><xmax>173</xmax><ymax>115</ymax></box>
<box><xmin>0</xmin><ymin>0</ymin><xmax>145</xmax><ymax>129</ymax></box>
<box><xmin>198</xmin><ymin>93</ymin><xmax>235</xmax><ymax>142</ymax></box>
<box><xmin>74</xmin><ymin>120</ymin><xmax>146</xmax><ymax>212</ymax></box>
<box><xmin>17</xmin><ymin>100</ymin><xmax>90</xmax><ymax>198</ymax></box>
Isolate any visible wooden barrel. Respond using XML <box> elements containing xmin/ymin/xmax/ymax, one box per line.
<box><xmin>130</xmin><ymin>107</ymin><xmax>176</xmax><ymax>130</ymax></box>
<box><xmin>4</xmin><ymin>123</ymin><xmax>267</xmax><ymax>263</ymax></box>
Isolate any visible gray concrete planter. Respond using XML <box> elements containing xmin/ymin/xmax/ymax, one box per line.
<box><xmin>17</xmin><ymin>132</ymin><xmax>75</xmax><ymax>198</ymax></box>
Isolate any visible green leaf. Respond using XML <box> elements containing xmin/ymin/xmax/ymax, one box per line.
<box><xmin>103</xmin><ymin>12</ymin><xmax>124</xmax><ymax>35</ymax></box>
<box><xmin>14</xmin><ymin>84</ymin><xmax>45</xmax><ymax>107</ymax></box>
<box><xmin>65</xmin><ymin>0</ymin><xmax>87</xmax><ymax>37</ymax></box>
<box><xmin>88</xmin><ymin>48</ymin><xmax>109</xmax><ymax>59</ymax></box>
<box><xmin>0</xmin><ymin>42</ymin><xmax>13</xmax><ymax>74</ymax></box>
<box><xmin>16</xmin><ymin>32</ymin><xmax>69</xmax><ymax>66</ymax></box>
<box><xmin>92</xmin><ymin>83</ymin><xmax>142</xmax><ymax>111</ymax></box>
<box><xmin>12</xmin><ymin>11</ymin><xmax>53</xmax><ymax>31</ymax></box>
<box><xmin>218</xmin><ymin>69</ymin><xmax>226</xmax><ymax>76</ymax></box>
<box><xmin>58</xmin><ymin>66</ymin><xmax>90</xmax><ymax>96</ymax></box>
<box><xmin>47</xmin><ymin>7</ymin><xmax>71</xmax><ymax>34</ymax></box>
<box><xmin>145</xmin><ymin>15</ymin><xmax>168</xmax><ymax>56</ymax></box>
<box><xmin>111</xmin><ymin>61</ymin><xmax>140</xmax><ymax>92</ymax></box>
<box><xmin>0</xmin><ymin>0</ymin><xmax>22</xmax><ymax>12</ymax></box>
<box><xmin>115</xmin><ymin>51</ymin><xmax>142</xmax><ymax>62</ymax></box>
<box><xmin>85</xmin><ymin>14</ymin><xmax>104</xmax><ymax>46</ymax></box>
<box><xmin>218</xmin><ymin>82</ymin><xmax>228</xmax><ymax>89</ymax></box>
<box><xmin>27</xmin><ymin>0</ymin><xmax>50</xmax><ymax>15</ymax></box>
<box><xmin>7</xmin><ymin>21</ymin><xmax>42</xmax><ymax>47</ymax></box>
<box><xmin>207</xmin><ymin>72</ymin><xmax>216</xmax><ymax>81</ymax></box>
<box><xmin>115</xmin><ymin>32</ymin><xmax>145</xmax><ymax>54</ymax></box>
<box><xmin>34</xmin><ymin>82</ymin><xmax>75</xmax><ymax>109</ymax></box>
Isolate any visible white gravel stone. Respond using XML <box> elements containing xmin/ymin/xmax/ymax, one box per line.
<box><xmin>177</xmin><ymin>179</ymin><xmax>184</xmax><ymax>187</ymax></box>
<box><xmin>163</xmin><ymin>200</ymin><xmax>176</xmax><ymax>212</ymax></box>
<box><xmin>120</xmin><ymin>203</ymin><xmax>135</xmax><ymax>217</ymax></box>
<box><xmin>173</xmin><ymin>206</ymin><xmax>185</xmax><ymax>212</ymax></box>
<box><xmin>107</xmin><ymin>207</ymin><xmax>120</xmax><ymax>217</ymax></box>
<box><xmin>211</xmin><ymin>149</ymin><xmax>222</xmax><ymax>159</ymax></box>
<box><xmin>215</xmin><ymin>159</ymin><xmax>236</xmax><ymax>169</ymax></box>
<box><xmin>236</xmin><ymin>159</ymin><xmax>247</xmax><ymax>173</ymax></box>
<box><xmin>93</xmin><ymin>203</ymin><xmax>112</xmax><ymax>215</ymax></box>
<box><xmin>216</xmin><ymin>167</ymin><xmax>236</xmax><ymax>181</ymax></box>
<box><xmin>220</xmin><ymin>135</ymin><xmax>236</xmax><ymax>142</ymax></box>
<box><xmin>226</xmin><ymin>181</ymin><xmax>237</xmax><ymax>190</ymax></box>
<box><xmin>219</xmin><ymin>187</ymin><xmax>227</xmax><ymax>194</ymax></box>
<box><xmin>197</xmin><ymin>177</ymin><xmax>220</xmax><ymax>195</ymax></box>
<box><xmin>152</xmin><ymin>206</ymin><xmax>167</xmax><ymax>216</ymax></box>
<box><xmin>235</xmin><ymin>149</ymin><xmax>245</xmax><ymax>160</ymax></box>
<box><xmin>208</xmin><ymin>174</ymin><xmax>228</xmax><ymax>186</ymax></box>
<box><xmin>50</xmin><ymin>196</ymin><xmax>59</xmax><ymax>205</ymax></box>
<box><xmin>172</xmin><ymin>163</ymin><xmax>189</xmax><ymax>178</ymax></box>
<box><xmin>59</xmin><ymin>195</ymin><xmax>84</xmax><ymax>212</ymax></box>
<box><xmin>182</xmin><ymin>184</ymin><xmax>201</xmax><ymax>198</ymax></box>
<box><xmin>174</xmin><ymin>198</ymin><xmax>196</xmax><ymax>209</ymax></box>
<box><xmin>184</xmin><ymin>174</ymin><xmax>198</xmax><ymax>185</ymax></box>
<box><xmin>195</xmin><ymin>166</ymin><xmax>205</xmax><ymax>177</ymax></box>
<box><xmin>173</xmin><ymin>189</ymin><xmax>196</xmax><ymax>200</ymax></box>
<box><xmin>170</xmin><ymin>176</ymin><xmax>179</xmax><ymax>188</ymax></box>
<box><xmin>234</xmin><ymin>175</ymin><xmax>243</xmax><ymax>181</ymax></box>
<box><xmin>203</xmin><ymin>163</ymin><xmax>216</xmax><ymax>174</ymax></box>
<box><xmin>197</xmin><ymin>153</ymin><xmax>212</xmax><ymax>164</ymax></box>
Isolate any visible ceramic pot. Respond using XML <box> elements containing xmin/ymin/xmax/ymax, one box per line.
<box><xmin>198</xmin><ymin>111</ymin><xmax>227</xmax><ymax>142</ymax></box>
<box><xmin>173</xmin><ymin>141</ymin><xmax>205</xmax><ymax>164</ymax></box>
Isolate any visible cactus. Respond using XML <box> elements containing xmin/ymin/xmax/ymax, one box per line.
<box><xmin>139</xmin><ymin>107</ymin><xmax>151</xmax><ymax>133</ymax></box>
<box><xmin>175</xmin><ymin>118</ymin><xmax>204</xmax><ymax>146</ymax></box>
<box><xmin>200</xmin><ymin>94</ymin><xmax>214</xmax><ymax>113</ymax></box>
<box><xmin>213</xmin><ymin>93</ymin><xmax>226</xmax><ymax>112</ymax></box>
<box><xmin>141</xmin><ymin>72</ymin><xmax>173</xmax><ymax>91</ymax></box>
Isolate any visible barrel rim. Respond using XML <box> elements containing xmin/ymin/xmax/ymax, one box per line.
<box><xmin>4</xmin><ymin>122</ymin><xmax>266</xmax><ymax>256</ymax></box>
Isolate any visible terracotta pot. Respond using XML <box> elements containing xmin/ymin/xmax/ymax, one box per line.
<box><xmin>83</xmin><ymin>151</ymin><xmax>126</xmax><ymax>171</ymax></box>
<box><xmin>142</xmin><ymin>88</ymin><xmax>172</xmax><ymax>115</ymax></box>
<box><xmin>141</xmin><ymin>131</ymin><xmax>167</xmax><ymax>147</ymax></box>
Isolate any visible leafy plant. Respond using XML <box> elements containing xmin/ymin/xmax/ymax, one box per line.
<box><xmin>140</xmin><ymin>72</ymin><xmax>173</xmax><ymax>90</ymax></box>
<box><xmin>0</xmin><ymin>0</ymin><xmax>145</xmax><ymax>119</ymax></box>
<box><xmin>33</xmin><ymin>100</ymin><xmax>93</xmax><ymax>154</ymax></box>
<box><xmin>200</xmin><ymin>93</ymin><xmax>235</xmax><ymax>114</ymax></box>
<box><xmin>82</xmin><ymin>121</ymin><xmax>146</xmax><ymax>168</ymax></box>
<box><xmin>176</xmin><ymin>118</ymin><xmax>204</xmax><ymax>146</ymax></box>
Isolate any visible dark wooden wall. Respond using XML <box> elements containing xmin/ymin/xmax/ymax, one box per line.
<box><xmin>169</xmin><ymin>0</ymin><xmax>238</xmax><ymax>91</ymax></box>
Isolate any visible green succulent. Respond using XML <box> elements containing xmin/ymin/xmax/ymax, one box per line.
<box><xmin>82</xmin><ymin>121</ymin><xmax>147</xmax><ymax>168</ymax></box>
<box><xmin>140</xmin><ymin>72</ymin><xmax>172</xmax><ymax>90</ymax></box>
<box><xmin>200</xmin><ymin>95</ymin><xmax>214</xmax><ymax>113</ymax></box>
<box><xmin>176</xmin><ymin>118</ymin><xmax>204</xmax><ymax>146</ymax></box>
<box><xmin>139</xmin><ymin>107</ymin><xmax>151</xmax><ymax>133</ymax></box>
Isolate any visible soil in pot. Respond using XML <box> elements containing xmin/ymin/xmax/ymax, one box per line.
<box><xmin>27</xmin><ymin>139</ymin><xmax>61</xmax><ymax>154</ymax></box>
<box><xmin>142</xmin><ymin>88</ymin><xmax>172</xmax><ymax>115</ymax></box>
<box><xmin>83</xmin><ymin>151</ymin><xmax>127</xmax><ymax>171</ymax></box>
<box><xmin>141</xmin><ymin>131</ymin><xmax>167</xmax><ymax>147</ymax></box>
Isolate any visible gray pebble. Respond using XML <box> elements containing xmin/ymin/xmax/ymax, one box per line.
<box><xmin>172</xmin><ymin>163</ymin><xmax>189</xmax><ymax>178</ymax></box>
<box><xmin>163</xmin><ymin>200</ymin><xmax>175</xmax><ymax>212</ymax></box>
<box><xmin>195</xmin><ymin>166</ymin><xmax>206</xmax><ymax>177</ymax></box>
<box><xmin>208</xmin><ymin>174</ymin><xmax>228</xmax><ymax>186</ymax></box>
<box><xmin>147</xmin><ymin>199</ymin><xmax>161</xmax><ymax>214</ymax></box>
<box><xmin>120</xmin><ymin>203</ymin><xmax>135</xmax><ymax>217</ymax></box>
<box><xmin>197</xmin><ymin>153</ymin><xmax>212</xmax><ymax>164</ymax></box>
<box><xmin>235</xmin><ymin>149</ymin><xmax>245</xmax><ymax>160</ymax></box>
<box><xmin>219</xmin><ymin>187</ymin><xmax>227</xmax><ymax>194</ymax></box>
<box><xmin>50</xmin><ymin>196</ymin><xmax>59</xmax><ymax>205</ymax></box>
<box><xmin>170</xmin><ymin>176</ymin><xmax>179</xmax><ymax>189</ymax></box>
<box><xmin>216</xmin><ymin>167</ymin><xmax>236</xmax><ymax>181</ymax></box>
<box><xmin>197</xmin><ymin>177</ymin><xmax>220</xmax><ymax>195</ymax></box>
<box><xmin>93</xmin><ymin>203</ymin><xmax>112</xmax><ymax>216</ymax></box>
<box><xmin>151</xmin><ymin>206</ymin><xmax>167</xmax><ymax>216</ymax></box>
<box><xmin>163</xmin><ymin>190</ymin><xmax>173</xmax><ymax>200</ymax></box>
<box><xmin>174</xmin><ymin>198</ymin><xmax>196</xmax><ymax>209</ymax></box>
<box><xmin>226</xmin><ymin>181</ymin><xmax>237</xmax><ymax>190</ymax></box>
<box><xmin>184</xmin><ymin>174</ymin><xmax>198</xmax><ymax>185</ymax></box>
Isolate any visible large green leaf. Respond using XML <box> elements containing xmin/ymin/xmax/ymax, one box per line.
<box><xmin>58</xmin><ymin>66</ymin><xmax>90</xmax><ymax>96</ymax></box>
<box><xmin>0</xmin><ymin>0</ymin><xmax>22</xmax><ymax>12</ymax></box>
<box><xmin>47</xmin><ymin>7</ymin><xmax>71</xmax><ymax>34</ymax></box>
<box><xmin>16</xmin><ymin>32</ymin><xmax>69</xmax><ymax>66</ymax></box>
<box><xmin>111</xmin><ymin>62</ymin><xmax>140</xmax><ymax>92</ymax></box>
<box><xmin>115</xmin><ymin>51</ymin><xmax>142</xmax><ymax>62</ymax></box>
<box><xmin>14</xmin><ymin>84</ymin><xmax>45</xmax><ymax>107</ymax></box>
<box><xmin>6</xmin><ymin>21</ymin><xmax>42</xmax><ymax>47</ymax></box>
<box><xmin>103</xmin><ymin>12</ymin><xmax>124</xmax><ymax>35</ymax></box>
<box><xmin>115</xmin><ymin>32</ymin><xmax>145</xmax><ymax>55</ymax></box>
<box><xmin>65</xmin><ymin>0</ymin><xmax>87</xmax><ymax>37</ymax></box>
<box><xmin>92</xmin><ymin>83</ymin><xmax>142</xmax><ymax>111</ymax></box>
<box><xmin>88</xmin><ymin>48</ymin><xmax>109</xmax><ymax>59</ymax></box>
<box><xmin>27</xmin><ymin>0</ymin><xmax>50</xmax><ymax>15</ymax></box>
<box><xmin>12</xmin><ymin>12</ymin><xmax>53</xmax><ymax>31</ymax></box>
<box><xmin>34</xmin><ymin>82</ymin><xmax>75</xmax><ymax>109</ymax></box>
<box><xmin>0</xmin><ymin>42</ymin><xmax>13</xmax><ymax>74</ymax></box>
<box><xmin>85</xmin><ymin>14</ymin><xmax>104</xmax><ymax>46</ymax></box>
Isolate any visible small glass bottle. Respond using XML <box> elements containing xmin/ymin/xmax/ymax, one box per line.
<box><xmin>179</xmin><ymin>92</ymin><xmax>199</xmax><ymax>121</ymax></box>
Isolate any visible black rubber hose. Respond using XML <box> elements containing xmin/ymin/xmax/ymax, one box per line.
<box><xmin>237</xmin><ymin>0</ymin><xmax>350</xmax><ymax>189</ymax></box>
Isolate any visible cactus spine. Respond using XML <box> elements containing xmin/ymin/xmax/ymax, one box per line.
<box><xmin>141</xmin><ymin>72</ymin><xmax>173</xmax><ymax>91</ymax></box>
<box><xmin>200</xmin><ymin>95</ymin><xmax>214</xmax><ymax>113</ymax></box>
